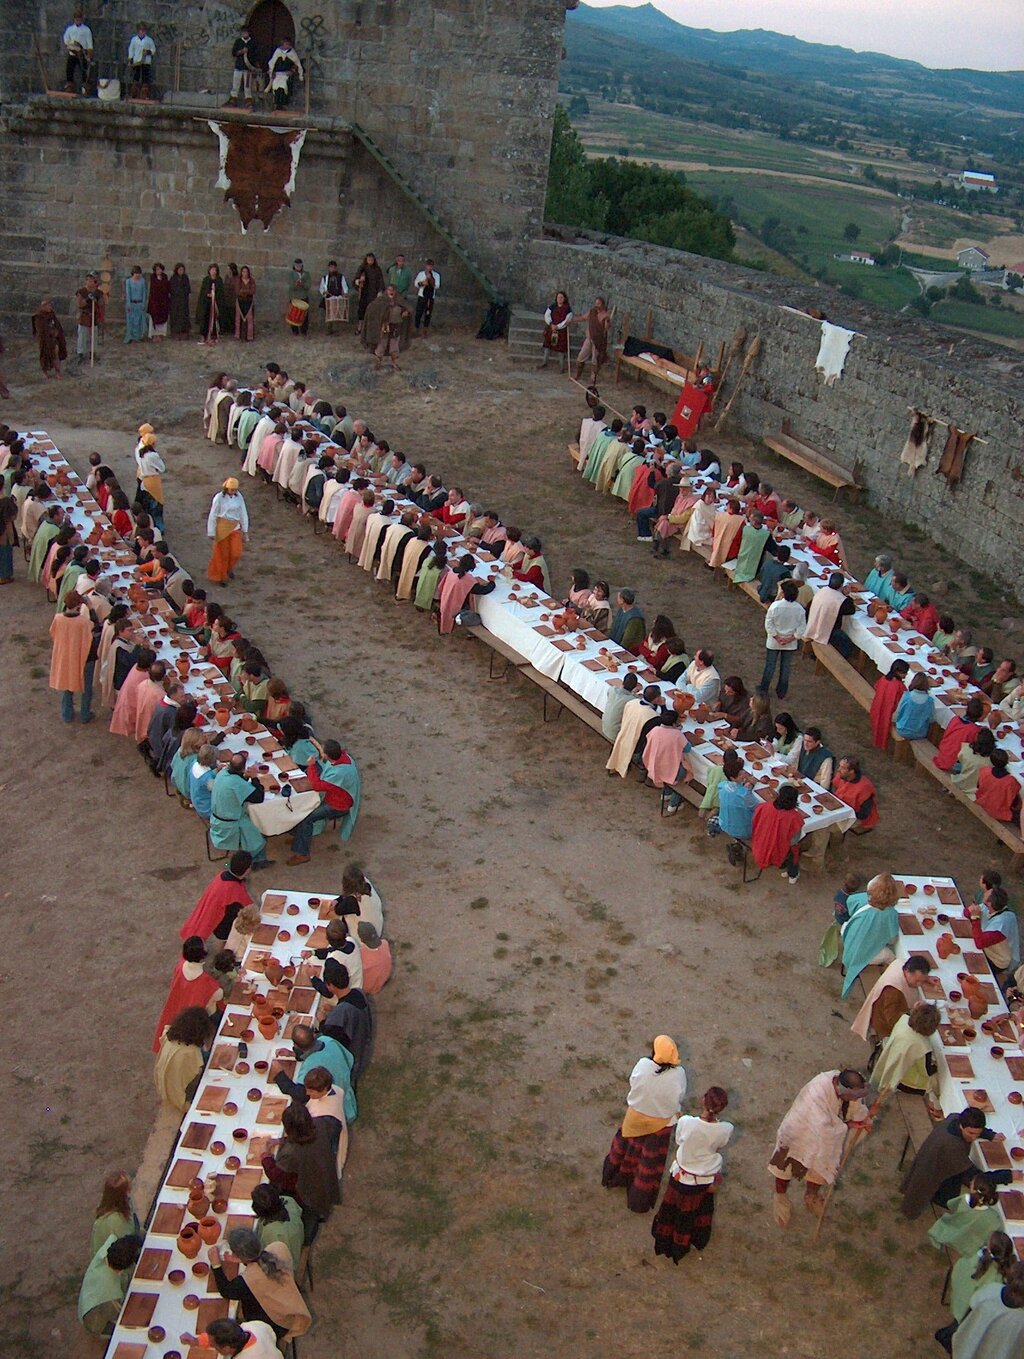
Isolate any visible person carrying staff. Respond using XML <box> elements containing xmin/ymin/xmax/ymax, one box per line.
<box><xmin>63</xmin><ymin>10</ymin><xmax>94</xmax><ymax>94</ymax></box>
<box><xmin>572</xmin><ymin>295</ymin><xmax>611</xmax><ymax>386</ymax></box>
<box><xmin>228</xmin><ymin>25</ymin><xmax>258</xmax><ymax>107</ymax></box>
<box><xmin>127</xmin><ymin>23</ymin><xmax>156</xmax><ymax>100</ymax></box>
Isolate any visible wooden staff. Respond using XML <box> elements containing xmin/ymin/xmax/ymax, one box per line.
<box><xmin>693</xmin><ymin>339</ymin><xmax>704</xmax><ymax>376</ymax></box>
<box><xmin>811</xmin><ymin>1096</ymin><xmax>885</xmax><ymax>1243</ymax></box>
<box><xmin>716</xmin><ymin>325</ymin><xmax>747</xmax><ymax>392</ymax></box>
<box><xmin>90</xmin><ymin>298</ymin><xmax>96</xmax><ymax>368</ymax></box>
<box><xmin>714</xmin><ymin>335</ymin><xmax>761</xmax><ymax>431</ymax></box>
<box><xmin>568</xmin><ymin>376</ymin><xmax>627</xmax><ymax>423</ymax></box>
<box><xmin>33</xmin><ymin>34</ymin><xmax>51</xmax><ymax>93</ymax></box>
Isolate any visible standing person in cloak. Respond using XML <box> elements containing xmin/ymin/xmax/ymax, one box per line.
<box><xmin>168</xmin><ymin>263</ymin><xmax>192</xmax><ymax>338</ymax></box>
<box><xmin>49</xmin><ymin>589</ymin><xmax>95</xmax><ymax>723</ymax></box>
<box><xmin>32</xmin><ymin>300</ymin><xmax>67</xmax><ymax>378</ymax></box>
<box><xmin>207</xmin><ymin>478</ymin><xmax>249</xmax><ymax>585</ymax></box>
<box><xmin>179</xmin><ymin>851</ymin><xmax>254</xmax><ymax>945</ymax></box>
<box><xmin>353</xmin><ymin>253</ymin><xmax>384</xmax><ymax>337</ymax></box>
<box><xmin>900</xmin><ymin>1108</ymin><xmax>1006</xmax><ymax>1219</ymax></box>
<box><xmin>769</xmin><ymin>1068</ymin><xmax>873</xmax><ymax>1227</ymax></box>
<box><xmin>146</xmin><ymin>262</ymin><xmax>171</xmax><ymax>340</ymax></box>
<box><xmin>539</xmin><ymin>290</ymin><xmax>573</xmax><ymax>371</ymax></box>
<box><xmin>869</xmin><ymin>659</ymin><xmax>908</xmax><ymax>750</ymax></box>
<box><xmin>602</xmin><ymin>1035</ymin><xmax>687</xmax><ymax>1213</ymax></box>
<box><xmin>196</xmin><ymin>264</ymin><xmax>227</xmax><ymax>346</ymax></box>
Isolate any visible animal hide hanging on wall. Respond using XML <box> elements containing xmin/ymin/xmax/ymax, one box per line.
<box><xmin>207</xmin><ymin>121</ymin><xmax>307</xmax><ymax>233</ymax></box>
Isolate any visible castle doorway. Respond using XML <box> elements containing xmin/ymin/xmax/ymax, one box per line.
<box><xmin>247</xmin><ymin>0</ymin><xmax>296</xmax><ymax>69</ymax></box>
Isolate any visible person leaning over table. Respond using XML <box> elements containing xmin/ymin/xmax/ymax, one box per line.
<box><xmin>901</xmin><ymin>1108</ymin><xmax>1008</xmax><ymax>1220</ymax></box>
<box><xmin>183</xmin><ymin>1318</ymin><xmax>281</xmax><ymax>1359</ymax></box>
<box><xmin>251</xmin><ymin>1184</ymin><xmax>304</xmax><ymax>1271</ymax></box>
<box><xmin>940</xmin><ymin>1238</ymin><xmax>1022</xmax><ymax>1357</ymax></box>
<box><xmin>681</xmin><ymin>648</ymin><xmax>721</xmax><ymax>706</ymax></box>
<box><xmin>975</xmin><ymin>749</ymin><xmax>1022</xmax><ymax>825</ymax></box>
<box><xmin>208</xmin><ymin>1229</ymin><xmax>311</xmax><ymax>1344</ymax></box>
<box><xmin>209</xmin><ymin>753</ymin><xmax>270</xmax><ymax>867</ymax></box>
<box><xmin>154</xmin><ymin>1005</ymin><xmax>214</xmax><ymax>1112</ymax></box>
<box><xmin>934</xmin><ymin>695</ymin><xmax>986</xmax><ymax>773</ymax></box>
<box><xmin>967</xmin><ymin>885</ymin><xmax>1021</xmax><ymax>989</ymax></box>
<box><xmin>262</xmin><ymin>1100</ymin><xmax>341</xmax><ymax>1241</ymax></box>
<box><xmin>77</xmin><ymin>1233</ymin><xmax>143</xmax><ymax>1336</ymax></box>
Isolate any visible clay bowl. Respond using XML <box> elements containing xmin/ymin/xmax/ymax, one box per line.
<box><xmin>182</xmin><ymin>1295</ymin><xmax>200</xmax><ymax>1312</ymax></box>
<box><xmin>287</xmin><ymin>904</ymin><xmax>300</xmax><ymax>916</ymax></box>
<box><xmin>247</xmin><ymin>1088</ymin><xmax>262</xmax><ymax>1102</ymax></box>
<box><xmin>278</xmin><ymin>930</ymin><xmax>291</xmax><ymax>942</ymax></box>
<box><xmin>191</xmin><ymin>1262</ymin><xmax>209</xmax><ymax>1278</ymax></box>
<box><xmin>1012</xmin><ymin>1146</ymin><xmax>1024</xmax><ymax>1161</ymax></box>
<box><xmin>257</xmin><ymin>763</ymin><xmax>269</xmax><ymax>773</ymax></box>
<box><xmin>972</xmin><ymin>1088</ymin><xmax>988</xmax><ymax>1103</ymax></box>
<box><xmin>308</xmin><ymin>898</ymin><xmax>320</xmax><ymax>907</ymax></box>
<box><xmin>164</xmin><ymin>1351</ymin><xmax>182</xmax><ymax>1359</ymax></box>
<box><xmin>223</xmin><ymin>1102</ymin><xmax>238</xmax><ymax>1117</ymax></box>
<box><xmin>962</xmin><ymin>1026</ymin><xmax>977</xmax><ymax>1041</ymax></box>
<box><xmin>957</xmin><ymin>973</ymin><xmax>969</xmax><ymax>983</ymax></box>
<box><xmin>209</xmin><ymin>1140</ymin><xmax>226</xmax><ymax>1156</ymax></box>
<box><xmin>937</xmin><ymin>913</ymin><xmax>950</xmax><ymax>925</ymax></box>
<box><xmin>906</xmin><ymin>884</ymin><xmax>918</xmax><ymax>895</ymax></box>
<box><xmin>253</xmin><ymin>1060</ymin><xmax>269</xmax><ymax>1073</ymax></box>
<box><xmin>148</xmin><ymin>1328</ymin><xmax>166</xmax><ymax>1344</ymax></box>
<box><xmin>296</xmin><ymin>923</ymin><xmax>310</xmax><ymax>936</ymax></box>
<box><xmin>1009</xmin><ymin>1091</ymin><xmax>1024</xmax><ymax>1106</ymax></box>
<box><xmin>232</xmin><ymin>1127</ymin><xmax>248</xmax><ymax>1142</ymax></box>
<box><xmin>225</xmin><ymin>1155</ymin><xmax>242</xmax><ymax>1170</ymax></box>
<box><xmin>991</xmin><ymin>1046</ymin><xmax>1005</xmax><ymax>1059</ymax></box>
<box><xmin>241</xmin><ymin>1029</ymin><xmax>255</xmax><ymax>1042</ymax></box>
<box><xmin>245</xmin><ymin>736</ymin><xmax>256</xmax><ymax>746</ymax></box>
<box><xmin>922</xmin><ymin>917</ymin><xmax>935</xmax><ymax>930</ymax></box>
<box><xmin>924</xmin><ymin>884</ymin><xmax>936</xmax><ymax>896</ymax></box>
<box><xmin>812</xmin><ymin>802</ymin><xmax>824</xmax><ymax>813</ymax></box>
<box><xmin>235</xmin><ymin>1062</ymin><xmax>250</xmax><ymax>1076</ymax></box>
<box><xmin>167</xmin><ymin>1269</ymin><xmax>186</xmax><ymax>1287</ymax></box>
<box><xmin>949</xmin><ymin>990</ymin><xmax>963</xmax><ymax>1002</ymax></box>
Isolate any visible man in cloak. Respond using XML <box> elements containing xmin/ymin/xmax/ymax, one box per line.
<box><xmin>900</xmin><ymin>1108</ymin><xmax>1005</xmax><ymax>1218</ymax></box>
<box><xmin>769</xmin><ymin>1068</ymin><xmax>873</xmax><ymax>1227</ymax></box>
<box><xmin>179</xmin><ymin>851</ymin><xmax>254</xmax><ymax>943</ymax></box>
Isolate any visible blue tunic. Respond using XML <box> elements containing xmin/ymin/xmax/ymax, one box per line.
<box><xmin>124</xmin><ymin>276</ymin><xmax>149</xmax><ymax>342</ymax></box>
<box><xmin>840</xmin><ymin>895</ymin><xmax>898</xmax><ymax>997</ymax></box>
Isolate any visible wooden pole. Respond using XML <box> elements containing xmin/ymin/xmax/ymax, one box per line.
<box><xmin>33</xmin><ymin>34</ymin><xmax>51</xmax><ymax>93</ymax></box>
<box><xmin>693</xmin><ymin>339</ymin><xmax>704</xmax><ymax>376</ymax></box>
<box><xmin>304</xmin><ymin>65</ymin><xmax>310</xmax><ymax>118</ymax></box>
<box><xmin>714</xmin><ymin>335</ymin><xmax>760</xmax><ymax>431</ymax></box>
<box><xmin>90</xmin><ymin>298</ymin><xmax>96</xmax><ymax>368</ymax></box>
<box><xmin>568</xmin><ymin>376</ymin><xmax>627</xmax><ymax>422</ymax></box>
<box><xmin>717</xmin><ymin>325</ymin><xmax>747</xmax><ymax>392</ymax></box>
<box><xmin>811</xmin><ymin>1099</ymin><xmax>883</xmax><ymax>1243</ymax></box>
<box><xmin>715</xmin><ymin>340</ymin><xmax>725</xmax><ymax>373</ymax></box>
<box><xmin>644</xmin><ymin>306</ymin><xmax>653</xmax><ymax>339</ymax></box>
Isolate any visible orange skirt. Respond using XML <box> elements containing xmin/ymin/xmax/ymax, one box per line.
<box><xmin>207</xmin><ymin>527</ymin><xmax>243</xmax><ymax>583</ymax></box>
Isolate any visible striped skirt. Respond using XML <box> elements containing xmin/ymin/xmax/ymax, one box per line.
<box><xmin>601</xmin><ymin>1125</ymin><xmax>672</xmax><ymax>1213</ymax></box>
<box><xmin>651</xmin><ymin>1177</ymin><xmax>717</xmax><ymax>1261</ymax></box>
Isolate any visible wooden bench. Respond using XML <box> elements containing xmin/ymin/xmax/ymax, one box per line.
<box><xmin>910</xmin><ymin>739</ymin><xmax>1024</xmax><ymax>869</ymax></box>
<box><xmin>763</xmin><ymin>420</ymin><xmax>861</xmax><ymax>500</ymax></box>
<box><xmin>567</xmin><ymin>440</ymin><xmax>581</xmax><ymax>468</ymax></box>
<box><xmin>809</xmin><ymin>641</ymin><xmax>909</xmax><ymax>759</ymax></box>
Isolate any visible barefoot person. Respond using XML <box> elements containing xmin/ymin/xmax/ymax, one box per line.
<box><xmin>768</xmin><ymin>1068</ymin><xmax>872</xmax><ymax>1227</ymax></box>
<box><xmin>602</xmin><ymin>1035</ymin><xmax>687</xmax><ymax>1213</ymax></box>
<box><xmin>207</xmin><ymin>477</ymin><xmax>249</xmax><ymax>585</ymax></box>
<box><xmin>374</xmin><ymin>285</ymin><xmax>411</xmax><ymax>371</ymax></box>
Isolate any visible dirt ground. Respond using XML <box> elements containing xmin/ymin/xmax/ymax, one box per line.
<box><xmin>2</xmin><ymin>318</ymin><xmax>1020</xmax><ymax>1359</ymax></box>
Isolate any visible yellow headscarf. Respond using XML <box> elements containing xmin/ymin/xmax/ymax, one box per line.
<box><xmin>652</xmin><ymin>1034</ymin><xmax>679</xmax><ymax>1066</ymax></box>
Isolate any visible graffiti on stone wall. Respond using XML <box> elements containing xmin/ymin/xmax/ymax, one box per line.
<box><xmin>151</xmin><ymin>3</ymin><xmax>244</xmax><ymax>52</ymax></box>
<box><xmin>299</xmin><ymin>15</ymin><xmax>329</xmax><ymax>82</ymax></box>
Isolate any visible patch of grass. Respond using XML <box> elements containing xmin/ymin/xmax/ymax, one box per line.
<box><xmin>469</xmin><ymin>896</ymin><xmax>489</xmax><ymax>909</ymax></box>
<box><xmin>932</xmin><ymin>299</ymin><xmax>1024</xmax><ymax>339</ymax></box>
<box><xmin>489</xmin><ymin>1205</ymin><xmax>544</xmax><ymax>1231</ymax></box>
<box><xmin>394</xmin><ymin>1178</ymin><xmax>454</xmax><ymax>1246</ymax></box>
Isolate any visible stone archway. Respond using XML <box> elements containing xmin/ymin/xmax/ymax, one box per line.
<box><xmin>247</xmin><ymin>0</ymin><xmax>296</xmax><ymax>69</ymax></box>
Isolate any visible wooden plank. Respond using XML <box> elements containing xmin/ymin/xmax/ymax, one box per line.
<box><xmin>764</xmin><ymin>436</ymin><xmax>855</xmax><ymax>491</ymax></box>
<box><xmin>910</xmin><ymin>739</ymin><xmax>1024</xmax><ymax>862</ymax></box>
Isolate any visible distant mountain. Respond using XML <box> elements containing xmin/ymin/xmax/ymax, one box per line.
<box><xmin>570</xmin><ymin>3</ymin><xmax>1024</xmax><ymax>113</ymax></box>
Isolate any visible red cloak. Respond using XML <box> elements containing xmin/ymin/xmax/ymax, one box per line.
<box><xmin>975</xmin><ymin>769</ymin><xmax>1021</xmax><ymax>823</ymax></box>
<box><xmin>832</xmin><ymin>772</ymin><xmax>879</xmax><ymax>829</ymax></box>
<box><xmin>933</xmin><ymin>718</ymin><xmax>980</xmax><ymax>773</ymax></box>
<box><xmin>153</xmin><ymin>960</ymin><xmax>220</xmax><ymax>1051</ymax></box>
<box><xmin>179</xmin><ymin>869</ymin><xmax>253</xmax><ymax>941</ymax></box>
<box><xmin>869</xmin><ymin>675</ymin><xmax>905</xmax><ymax>750</ymax></box>
<box><xmin>751</xmin><ymin>802</ymin><xmax>805</xmax><ymax>869</ymax></box>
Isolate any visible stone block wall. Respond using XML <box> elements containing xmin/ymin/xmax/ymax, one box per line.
<box><xmin>3</xmin><ymin>0</ymin><xmax>568</xmax><ymax>299</ymax></box>
<box><xmin>0</xmin><ymin>101</ymin><xmax>484</xmax><ymax>328</ymax></box>
<box><xmin>527</xmin><ymin>229</ymin><xmax>1024</xmax><ymax>600</ymax></box>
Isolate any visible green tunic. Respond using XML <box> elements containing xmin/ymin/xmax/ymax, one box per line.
<box><xmin>387</xmin><ymin>263</ymin><xmax>412</xmax><ymax>296</ymax></box>
<box><xmin>28</xmin><ymin>520</ymin><xmax>61</xmax><ymax>582</ymax></box>
<box><xmin>612</xmin><ymin>453</ymin><xmax>644</xmax><ymax>500</ymax></box>
<box><xmin>170</xmin><ymin>748</ymin><xmax>193</xmax><ymax>799</ymax></box>
<box><xmin>732</xmin><ymin>524</ymin><xmax>770</xmax><ymax>583</ymax></box>
<box><xmin>414</xmin><ymin>559</ymin><xmax>443</xmax><ymax>611</ymax></box>
<box><xmin>929</xmin><ymin>1196</ymin><xmax>1002</xmax><ymax>1322</ymax></box>
<box><xmin>583</xmin><ymin>430</ymin><xmax>614</xmax><ymax>484</ymax></box>
<box><xmin>256</xmin><ymin>1196</ymin><xmax>305</xmax><ymax>1270</ymax></box>
<box><xmin>209</xmin><ymin>769</ymin><xmax>266</xmax><ymax>856</ymax></box>
<box><xmin>56</xmin><ymin>562</ymin><xmax>86</xmax><ymax>610</ymax></box>
<box><xmin>237</xmin><ymin>408</ymin><xmax>261</xmax><ymax>452</ymax></box>
<box><xmin>90</xmin><ymin>1210</ymin><xmax>138</xmax><ymax>1261</ymax></box>
<box><xmin>78</xmin><ymin>1235</ymin><xmax>129</xmax><ymax>1333</ymax></box>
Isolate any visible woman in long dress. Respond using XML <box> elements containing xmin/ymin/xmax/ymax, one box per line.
<box><xmin>33</xmin><ymin>300</ymin><xmax>68</xmax><ymax>377</ymax></box>
<box><xmin>206</xmin><ymin>477</ymin><xmax>249</xmax><ymax>585</ymax></box>
<box><xmin>196</xmin><ymin>264</ymin><xmax>227</xmax><ymax>346</ymax></box>
<box><xmin>652</xmin><ymin>1087</ymin><xmax>733</xmax><ymax>1262</ymax></box>
<box><xmin>146</xmin><ymin>262</ymin><xmax>171</xmax><ymax>339</ymax></box>
<box><xmin>123</xmin><ymin>266</ymin><xmax>149</xmax><ymax>343</ymax></box>
<box><xmin>168</xmin><ymin>263</ymin><xmax>191</xmax><ymax>338</ymax></box>
<box><xmin>602</xmin><ymin>1035</ymin><xmax>686</xmax><ymax>1213</ymax></box>
<box><xmin>353</xmin><ymin>253</ymin><xmax>384</xmax><ymax>335</ymax></box>
<box><xmin>235</xmin><ymin>266</ymin><xmax>256</xmax><ymax>341</ymax></box>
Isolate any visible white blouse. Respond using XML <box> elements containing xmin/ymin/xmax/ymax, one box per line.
<box><xmin>627</xmin><ymin>1057</ymin><xmax>687</xmax><ymax>1120</ymax></box>
<box><xmin>670</xmin><ymin>1115</ymin><xmax>734</xmax><ymax>1183</ymax></box>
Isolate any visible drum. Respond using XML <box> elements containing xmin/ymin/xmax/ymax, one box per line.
<box><xmin>324</xmin><ymin>294</ymin><xmax>348</xmax><ymax>323</ymax></box>
<box><xmin>286</xmin><ymin>299</ymin><xmax>309</xmax><ymax>326</ymax></box>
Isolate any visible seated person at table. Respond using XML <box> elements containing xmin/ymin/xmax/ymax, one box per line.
<box><xmin>752</xmin><ymin>783</ymin><xmax>804</xmax><ymax>882</ymax></box>
<box><xmin>959</xmin><ymin>646</ymin><xmax>996</xmax><ymax>691</ymax></box>
<box><xmin>563</xmin><ymin>568</ymin><xmax>592</xmax><ymax>609</ymax></box>
<box><xmin>580</xmin><ymin>579</ymin><xmax>611</xmax><ymax>631</ymax></box>
<box><xmin>831</xmin><ymin>754</ymin><xmax>879</xmax><ymax>833</ymax></box>
<box><xmin>318</xmin><ymin>959</ymin><xmax>374</xmax><ymax>1080</ymax></box>
<box><xmin>942</xmin><ymin>626</ymin><xmax>977</xmax><ymax>670</ymax></box>
<box><xmin>932</xmin><ymin>613</ymin><xmax>956</xmax><ymax>652</ymax></box>
<box><xmin>757</xmin><ymin>544</ymin><xmax>792</xmax><ymax>604</ymax></box>
<box><xmin>864</xmin><ymin>552</ymin><xmax>893</xmax><ymax>598</ymax></box>
<box><xmin>707</xmin><ymin>752</ymin><xmax>758</xmax><ymax>864</ymax></box>
<box><xmin>778</xmin><ymin>498</ymin><xmax>803</xmax><ymax>531</ymax></box>
<box><xmin>881</xmin><ymin>571</ymin><xmax>914</xmax><ymax>611</ymax></box>
<box><xmin>300</xmin><ymin>1066</ymin><xmax>347</xmax><ymax>1153</ymax></box>
<box><xmin>951</xmin><ymin>727</ymin><xmax>996</xmax><ymax>796</ymax></box>
<box><xmin>987</xmin><ymin>657</ymin><xmax>1017</xmax><ymax>701</ymax></box>
<box><xmin>90</xmin><ymin>1171</ymin><xmax>141</xmax><ymax>1258</ymax></box>
<box><xmin>900</xmin><ymin>592</ymin><xmax>940</xmax><ymax>639</ymax></box>
<box><xmin>234</xmin><ymin>660</ymin><xmax>269</xmax><ymax>716</ymax></box>
<box><xmin>657</xmin><ymin>635</ymin><xmax>690</xmax><ymax>683</ymax></box>
<box><xmin>638</xmin><ymin>615</ymin><xmax>674</xmax><ymax>669</ymax></box>
<box><xmin>277</xmin><ymin>1023</ymin><xmax>356</xmax><ymax>1121</ymax></box>
<box><xmin>900</xmin><ymin>1109</ymin><xmax>1006</xmax><ymax>1219</ymax></box>
<box><xmin>708</xmin><ymin>675</ymin><xmax>747</xmax><ymax>727</ymax></box>
<box><xmin>851</xmin><ymin>954</ymin><xmax>932</xmax><ymax>1045</ymax></box>
<box><xmin>974</xmin><ymin>749</ymin><xmax>1021</xmax><ymax>823</ymax></box>
<box><xmin>209</xmin><ymin>753</ymin><xmax>268</xmax><ymax>864</ymax></box>
<box><xmin>733</xmin><ymin>692</ymin><xmax>773</xmax><ymax>743</ymax></box>
<box><xmin>511</xmin><ymin>537</ymin><xmax>550</xmax><ymax>592</ymax></box>
<box><xmin>602</xmin><ymin>670</ymin><xmax>640</xmax><ymax>742</ymax></box>
<box><xmin>894</xmin><ymin>672</ymin><xmax>935</xmax><ymax>740</ymax></box>
<box><xmin>681</xmin><ymin>649</ymin><xmax>721</xmax><ymax>706</ymax></box>
<box><xmin>871</xmin><ymin>1000</ymin><xmax>941</xmax><ymax>1100</ymax></box>
<box><xmin>839</xmin><ymin>873</ymin><xmax>901</xmax><ymax>997</ymax></box>
<box><xmin>642</xmin><ymin>708</ymin><xmax>692</xmax><ymax>813</ymax></box>
<box><xmin>78</xmin><ymin>1233</ymin><xmax>143</xmax><ymax>1336</ymax></box>
<box><xmin>934</xmin><ymin>695</ymin><xmax>985</xmax><ymax>773</ymax></box>
<box><xmin>252</xmin><ymin>1185</ymin><xmax>304</xmax><ymax>1271</ymax></box>
<box><xmin>870</xmin><ymin>659</ymin><xmax>909</xmax><ymax>748</ymax></box>
<box><xmin>967</xmin><ymin>885</ymin><xmax>1020</xmax><ymax>987</ymax></box>
<box><xmin>358</xmin><ymin>921</ymin><xmax>393</xmax><ymax>994</ymax></box>
<box><xmin>609</xmin><ymin>589</ymin><xmax>645</xmax><ymax>654</ymax></box>
<box><xmin>313</xmin><ymin>916</ymin><xmax>363</xmax><ymax>990</ymax></box>
<box><xmin>263</xmin><ymin>676</ymin><xmax>291</xmax><ymax>726</ymax></box>
<box><xmin>803</xmin><ymin>571</ymin><xmax>854</xmax><ymax>656</ymax></box>
<box><xmin>286</xmin><ymin>739</ymin><xmax>360</xmax><ymax>865</ymax></box>
<box><xmin>209</xmin><ymin>1228</ymin><xmax>311</xmax><ymax>1344</ymax></box>
<box><xmin>154</xmin><ymin>1005</ymin><xmax>214</xmax><ymax>1111</ymax></box>
<box><xmin>188</xmin><ymin>743</ymin><xmax>219</xmax><ymax>822</ymax></box>
<box><xmin>772</xmin><ymin>712</ymin><xmax>801</xmax><ymax>759</ymax></box>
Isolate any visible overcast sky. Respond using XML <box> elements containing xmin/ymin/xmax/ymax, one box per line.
<box><xmin>581</xmin><ymin>0</ymin><xmax>1024</xmax><ymax>71</ymax></box>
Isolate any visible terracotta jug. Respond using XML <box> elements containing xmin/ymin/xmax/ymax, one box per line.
<box><xmin>252</xmin><ymin>993</ymin><xmax>270</xmax><ymax>1017</ymax></box>
<box><xmin>198</xmin><ymin>1217</ymin><xmax>221</xmax><ymax>1245</ymax></box>
<box><xmin>258</xmin><ymin>1015</ymin><xmax>278</xmax><ymax>1039</ymax></box>
<box><xmin>176</xmin><ymin>657</ymin><xmax>190</xmax><ymax>677</ymax></box>
<box><xmin>177</xmin><ymin>1224</ymin><xmax>202</xmax><ymax>1259</ymax></box>
<box><xmin>186</xmin><ymin>1188</ymin><xmax>209</xmax><ymax>1220</ymax></box>
<box><xmin>936</xmin><ymin>934</ymin><xmax>956</xmax><ymax>960</ymax></box>
<box><xmin>264</xmin><ymin>959</ymin><xmax>285</xmax><ymax>987</ymax></box>
<box><xmin>962</xmin><ymin>974</ymin><xmax>988</xmax><ymax>1018</ymax></box>
<box><xmin>672</xmin><ymin>692</ymin><xmax>695</xmax><ymax>716</ymax></box>
<box><xmin>215</xmin><ymin>706</ymin><xmax>230</xmax><ymax>728</ymax></box>
<box><xmin>872</xmin><ymin>602</ymin><xmax>889</xmax><ymax>623</ymax></box>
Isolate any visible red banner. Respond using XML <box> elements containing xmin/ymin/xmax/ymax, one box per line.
<box><xmin>670</xmin><ymin>383</ymin><xmax>712</xmax><ymax>439</ymax></box>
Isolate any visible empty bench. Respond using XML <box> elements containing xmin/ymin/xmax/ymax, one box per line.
<box><xmin>763</xmin><ymin>421</ymin><xmax>861</xmax><ymax>500</ymax></box>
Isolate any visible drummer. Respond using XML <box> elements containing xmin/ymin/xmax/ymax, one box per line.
<box><xmin>286</xmin><ymin>259</ymin><xmax>311</xmax><ymax>337</ymax></box>
<box><xmin>318</xmin><ymin>260</ymin><xmax>349</xmax><ymax>334</ymax></box>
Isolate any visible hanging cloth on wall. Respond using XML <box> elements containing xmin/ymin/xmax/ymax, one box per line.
<box><xmin>934</xmin><ymin>424</ymin><xmax>976</xmax><ymax>489</ymax></box>
<box><xmin>815</xmin><ymin>321</ymin><xmax>854</xmax><ymax>385</ymax></box>
<box><xmin>899</xmin><ymin>409</ymin><xmax>935</xmax><ymax>474</ymax></box>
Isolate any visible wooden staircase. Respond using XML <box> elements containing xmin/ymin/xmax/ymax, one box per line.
<box><xmin>506</xmin><ymin>308</ymin><xmax>546</xmax><ymax>362</ymax></box>
<box><xmin>348</xmin><ymin>123</ymin><xmax>501</xmax><ymax>305</ymax></box>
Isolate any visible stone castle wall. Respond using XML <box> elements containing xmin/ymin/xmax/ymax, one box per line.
<box><xmin>1</xmin><ymin>0</ymin><xmax>568</xmax><ymax>305</ymax></box>
<box><xmin>527</xmin><ymin>229</ymin><xmax>1024</xmax><ymax>600</ymax></box>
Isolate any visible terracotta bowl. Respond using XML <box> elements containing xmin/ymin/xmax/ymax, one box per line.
<box><xmin>192</xmin><ymin>1262</ymin><xmax>209</xmax><ymax>1278</ymax></box>
<box><xmin>991</xmin><ymin>1046</ymin><xmax>1005</xmax><ymax>1059</ymax></box>
<box><xmin>296</xmin><ymin>923</ymin><xmax>310</xmax><ymax>936</ymax></box>
<box><xmin>924</xmin><ymin>884</ymin><xmax>936</xmax><ymax>896</ymax></box>
<box><xmin>906</xmin><ymin>884</ymin><xmax>918</xmax><ymax>895</ymax></box>
<box><xmin>164</xmin><ymin>1351</ymin><xmax>182</xmax><ymax>1359</ymax></box>
<box><xmin>949</xmin><ymin>990</ymin><xmax>962</xmax><ymax>1002</ymax></box>
<box><xmin>1009</xmin><ymin>1091</ymin><xmax>1023</xmax><ymax>1106</ymax></box>
<box><xmin>962</xmin><ymin>1026</ymin><xmax>977</xmax><ymax>1041</ymax></box>
<box><xmin>235</xmin><ymin>1062</ymin><xmax>250</xmax><ymax>1076</ymax></box>
<box><xmin>148</xmin><ymin>1328</ymin><xmax>166</xmax><ymax>1343</ymax></box>
<box><xmin>254</xmin><ymin>1060</ymin><xmax>269</xmax><ymax>1073</ymax></box>
<box><xmin>223</xmin><ymin>1102</ymin><xmax>238</xmax><ymax>1117</ymax></box>
<box><xmin>247</xmin><ymin>1088</ymin><xmax>262</xmax><ymax>1102</ymax></box>
<box><xmin>209</xmin><ymin>1140</ymin><xmax>226</xmax><ymax>1156</ymax></box>
<box><xmin>308</xmin><ymin>897</ymin><xmax>320</xmax><ymax>907</ymax></box>
<box><xmin>1011</xmin><ymin>1146</ymin><xmax>1024</xmax><ymax>1160</ymax></box>
<box><xmin>937</xmin><ymin>913</ymin><xmax>950</xmax><ymax>925</ymax></box>
<box><xmin>182</xmin><ymin>1295</ymin><xmax>200</xmax><ymax>1311</ymax></box>
<box><xmin>287</xmin><ymin>903</ymin><xmax>300</xmax><ymax>915</ymax></box>
<box><xmin>922</xmin><ymin>917</ymin><xmax>935</xmax><ymax>929</ymax></box>
<box><xmin>232</xmin><ymin>1127</ymin><xmax>248</xmax><ymax>1141</ymax></box>
<box><xmin>241</xmin><ymin>1029</ymin><xmax>255</xmax><ymax>1042</ymax></box>
<box><xmin>225</xmin><ymin>1155</ymin><xmax>242</xmax><ymax>1170</ymax></box>
<box><xmin>167</xmin><ymin>1269</ymin><xmax>186</xmax><ymax>1287</ymax></box>
<box><xmin>278</xmin><ymin>930</ymin><xmax>291</xmax><ymax>942</ymax></box>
